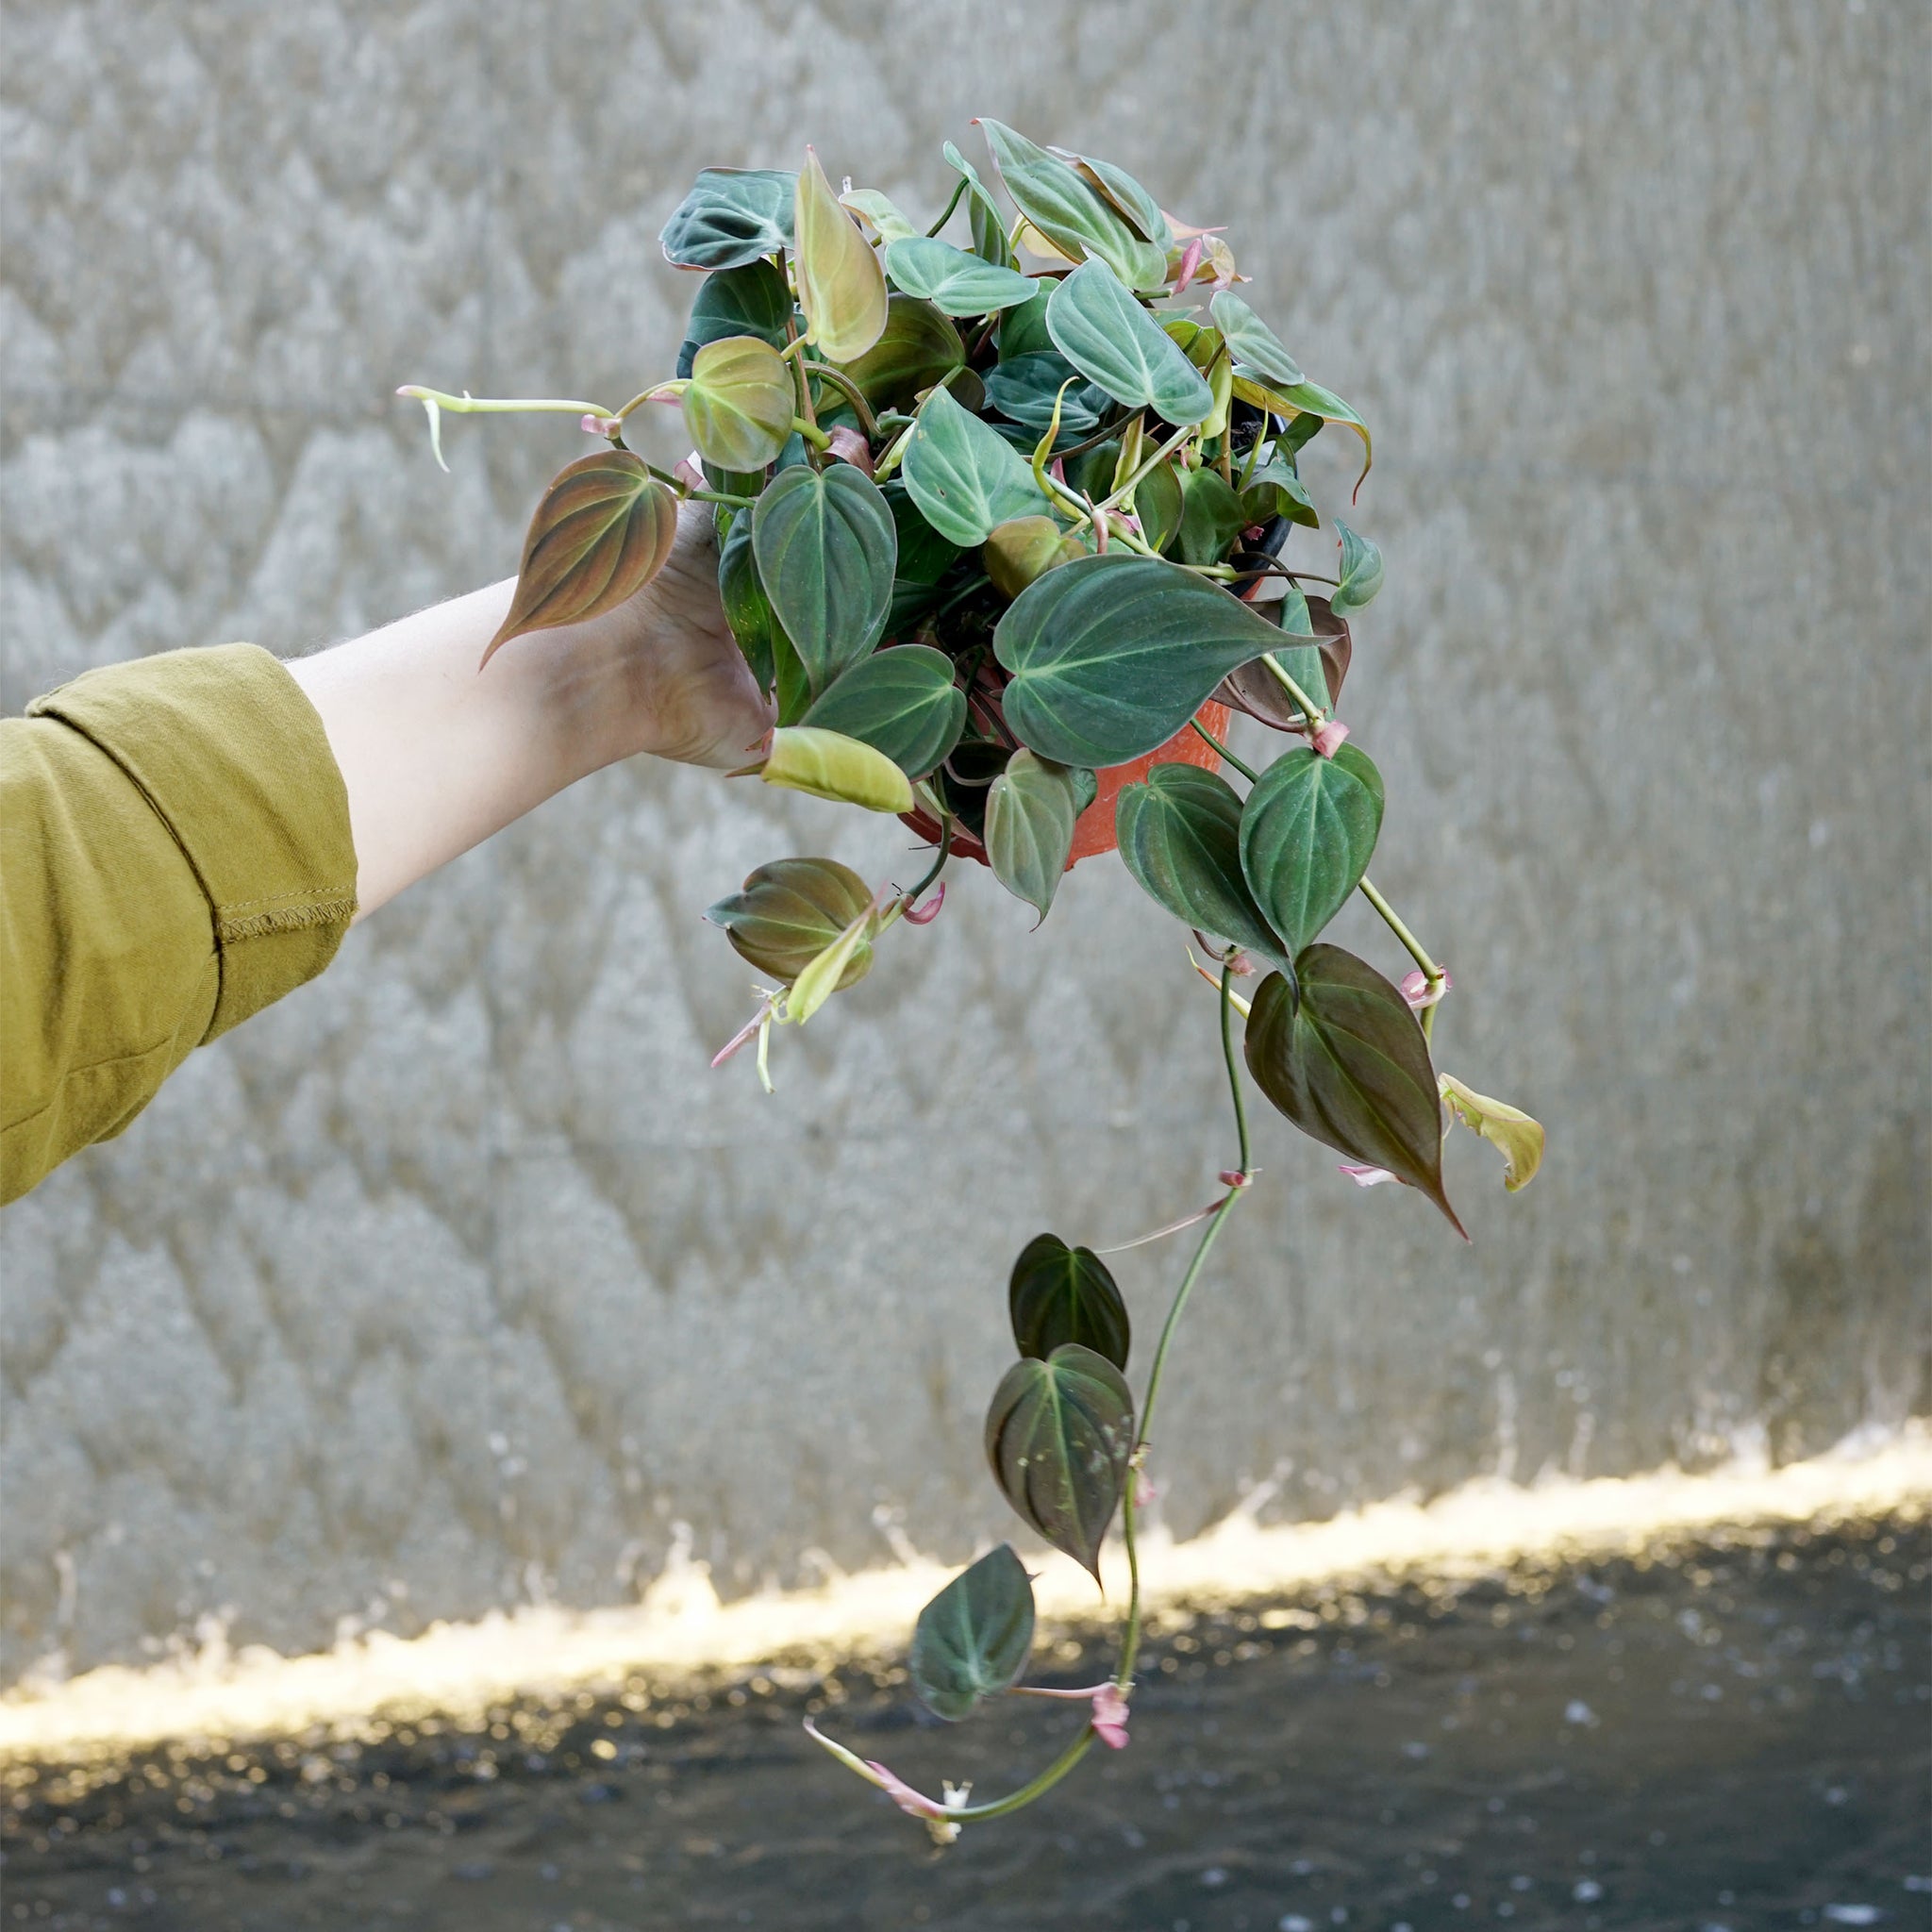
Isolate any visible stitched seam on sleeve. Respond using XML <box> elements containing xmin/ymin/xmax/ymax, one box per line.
<box><xmin>215</xmin><ymin>898</ymin><xmax>357</xmax><ymax>943</ymax></box>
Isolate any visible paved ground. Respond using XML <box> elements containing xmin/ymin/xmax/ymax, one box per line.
<box><xmin>5</xmin><ymin>1509</ymin><xmax>1927</xmax><ymax>1929</ymax></box>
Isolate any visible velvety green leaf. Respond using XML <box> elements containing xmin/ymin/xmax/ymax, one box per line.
<box><xmin>997</xmin><ymin>282</ymin><xmax>1056</xmax><ymax>361</ymax></box>
<box><xmin>1115</xmin><ymin>764</ymin><xmax>1291</xmax><ymax>968</ymax></box>
<box><xmin>909</xmin><ymin>1544</ymin><xmax>1036</xmax><ymax>1722</ymax></box>
<box><xmin>1239</xmin><ymin>743</ymin><xmax>1385</xmax><ymax>957</ymax></box>
<box><xmin>752</xmin><ymin>463</ymin><xmax>897</xmax><ymax>692</ymax></box>
<box><xmin>758</xmin><ymin>724</ymin><xmax>914</xmax><ymax>813</ymax></box>
<box><xmin>1235</xmin><ymin>375</ymin><xmax>1372</xmax><ymax>491</ymax></box>
<box><xmin>717</xmin><ymin>510</ymin><xmax>774</xmax><ymax>694</ymax></box>
<box><xmin>837</xmin><ymin>294</ymin><xmax>964</xmax><ymax>409</ymax></box>
<box><xmin>1329</xmin><ymin>520</ymin><xmax>1384</xmax><ymax>617</ymax></box>
<box><xmin>682</xmin><ymin>335</ymin><xmax>795</xmax><ymax>473</ymax></box>
<box><xmin>794</xmin><ymin>148</ymin><xmax>888</xmax><ymax>364</ymax></box>
<box><xmin>981</xmin><ymin>353</ymin><xmax>1110</xmax><ymax>436</ymax></box>
<box><xmin>840</xmin><ymin>187</ymin><xmax>921</xmax><ymax>243</ymax></box>
<box><xmin>801</xmin><ymin>644</ymin><xmax>965</xmax><ymax>778</ymax></box>
<box><xmin>706</xmin><ymin>856</ymin><xmax>874</xmax><ymax>985</ymax></box>
<box><xmin>484</xmin><ymin>453</ymin><xmax>678</xmax><ymax>664</ymax></box>
<box><xmin>983</xmin><ymin>1342</ymin><xmax>1136</xmax><ymax>1583</ymax></box>
<box><xmin>659</xmin><ymin>169</ymin><xmax>795</xmax><ymax>271</ymax></box>
<box><xmin>983</xmin><ymin>515</ymin><xmax>1084</xmax><ymax>599</ymax></box>
<box><xmin>1208</xmin><ymin>290</ymin><xmax>1304</xmax><ymax>389</ymax></box>
<box><xmin>1131</xmin><ymin>458</ymin><xmax>1185</xmax><ymax>554</ymax></box>
<box><xmin>885</xmin><ymin>237</ymin><xmax>1037</xmax><ymax>316</ymax></box>
<box><xmin>1440</xmin><ymin>1074</ymin><xmax>1545</xmax><ymax>1193</ymax></box>
<box><xmin>882</xmin><ymin>480</ymin><xmax>961</xmax><ymax>585</ymax></box>
<box><xmin>977</xmin><ymin>120</ymin><xmax>1167</xmax><ymax>292</ymax></box>
<box><xmin>1008</xmin><ymin>1234</ymin><xmax>1130</xmax><ymax>1370</ymax></box>
<box><xmin>1046</xmin><ymin>261</ymin><xmax>1214</xmax><ymax>425</ymax></box>
<box><xmin>1241</xmin><ymin>456</ymin><xmax>1318</xmax><ymax>530</ymax></box>
<box><xmin>1244</xmin><ymin>948</ymin><xmax>1464</xmax><ymax>1234</ymax></box>
<box><xmin>901</xmin><ymin>384</ymin><xmax>1046</xmax><ymax>546</ymax></box>
<box><xmin>941</xmin><ymin>140</ymin><xmax>1017</xmax><ymax>270</ymax></box>
<box><xmin>984</xmin><ymin>748</ymin><xmax>1086</xmax><ymax>920</ymax></box>
<box><xmin>994</xmin><ymin>555</ymin><xmax>1294</xmax><ymax>767</ymax></box>
<box><xmin>1173</xmin><ymin>465</ymin><xmax>1248</xmax><ymax>566</ymax></box>
<box><xmin>1049</xmin><ymin>147</ymin><xmax>1172</xmax><ymax>247</ymax></box>
<box><xmin>676</xmin><ymin>259</ymin><xmax>793</xmax><ymax>379</ymax></box>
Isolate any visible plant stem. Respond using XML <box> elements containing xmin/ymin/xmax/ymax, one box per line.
<box><xmin>950</xmin><ymin>1728</ymin><xmax>1096</xmax><ymax>1823</ymax></box>
<box><xmin>905</xmin><ymin>814</ymin><xmax>953</xmax><ymax>901</ymax></box>
<box><xmin>400</xmin><ymin>386</ymin><xmax>612</xmax><ymax>417</ymax></box>
<box><xmin>1115</xmin><ymin>959</ymin><xmax>1251</xmax><ymax>1691</ymax></box>
<box><xmin>1094</xmin><ymin>419</ymin><xmax>1195</xmax><ymax>517</ymax></box>
<box><xmin>1258</xmin><ymin>654</ymin><xmax>1326</xmax><ymax>731</ymax></box>
<box><xmin>791</xmin><ymin>417</ymin><xmax>833</xmax><ymax>452</ymax></box>
<box><xmin>1189</xmin><ymin>719</ymin><xmax>1257</xmax><ymax>783</ymax></box>
<box><xmin>1235</xmin><ymin>424</ymin><xmax>1266</xmax><ymax>492</ymax></box>
<box><xmin>926</xmin><ymin>175</ymin><xmax>969</xmax><ymax>236</ymax></box>
<box><xmin>1357</xmin><ymin>876</ymin><xmax>1444</xmax><ymax>986</ymax></box>
<box><xmin>801</xmin><ymin>362</ymin><xmax>879</xmax><ymax>440</ymax></box>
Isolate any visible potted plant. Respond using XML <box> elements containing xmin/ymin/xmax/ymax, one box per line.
<box><xmin>400</xmin><ymin>120</ymin><xmax>1544</xmax><ymax>1843</ymax></box>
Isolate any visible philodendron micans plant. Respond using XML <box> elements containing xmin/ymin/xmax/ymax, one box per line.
<box><xmin>401</xmin><ymin>121</ymin><xmax>1544</xmax><ymax>1843</ymax></box>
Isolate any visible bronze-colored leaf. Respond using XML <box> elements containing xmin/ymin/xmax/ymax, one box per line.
<box><xmin>795</xmin><ymin>147</ymin><xmax>888</xmax><ymax>364</ymax></box>
<box><xmin>484</xmin><ymin>453</ymin><xmax>678</xmax><ymax>665</ymax></box>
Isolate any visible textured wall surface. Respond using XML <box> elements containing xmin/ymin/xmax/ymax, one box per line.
<box><xmin>2</xmin><ymin>1</ymin><xmax>1925</xmax><ymax>1685</ymax></box>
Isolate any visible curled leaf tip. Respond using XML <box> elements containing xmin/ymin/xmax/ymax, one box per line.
<box><xmin>903</xmin><ymin>881</ymin><xmax>946</xmax><ymax>925</ymax></box>
<box><xmin>672</xmin><ymin>455</ymin><xmax>705</xmax><ymax>491</ymax></box>
<box><xmin>1339</xmin><ymin>1163</ymin><xmax>1400</xmax><ymax>1189</ymax></box>
<box><xmin>1091</xmin><ymin>1685</ymin><xmax>1131</xmax><ymax>1750</ymax></box>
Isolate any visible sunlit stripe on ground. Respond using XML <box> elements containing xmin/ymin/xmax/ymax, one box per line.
<box><xmin>4</xmin><ymin>1423</ymin><xmax>1925</xmax><ymax>1763</ymax></box>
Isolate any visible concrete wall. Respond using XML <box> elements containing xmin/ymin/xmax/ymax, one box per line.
<box><xmin>2</xmin><ymin>0</ymin><xmax>1925</xmax><ymax>1684</ymax></box>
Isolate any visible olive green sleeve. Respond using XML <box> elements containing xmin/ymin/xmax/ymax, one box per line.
<box><xmin>0</xmin><ymin>644</ymin><xmax>358</xmax><ymax>1203</ymax></box>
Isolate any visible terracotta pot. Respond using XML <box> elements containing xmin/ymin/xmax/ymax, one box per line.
<box><xmin>902</xmin><ymin>701</ymin><xmax>1231</xmax><ymax>872</ymax></box>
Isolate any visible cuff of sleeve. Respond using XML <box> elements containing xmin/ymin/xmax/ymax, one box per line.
<box><xmin>27</xmin><ymin>643</ymin><xmax>358</xmax><ymax>1041</ymax></box>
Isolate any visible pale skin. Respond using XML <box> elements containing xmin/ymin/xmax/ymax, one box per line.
<box><xmin>287</xmin><ymin>502</ymin><xmax>774</xmax><ymax>920</ymax></box>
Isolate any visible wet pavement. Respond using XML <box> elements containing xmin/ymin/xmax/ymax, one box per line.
<box><xmin>4</xmin><ymin>1511</ymin><xmax>1927</xmax><ymax>1930</ymax></box>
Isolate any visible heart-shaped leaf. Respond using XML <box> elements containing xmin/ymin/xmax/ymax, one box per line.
<box><xmin>801</xmin><ymin>644</ymin><xmax>965</xmax><ymax>779</ymax></box>
<box><xmin>984</xmin><ymin>748</ymin><xmax>1088</xmax><ymax>920</ymax></box>
<box><xmin>484</xmin><ymin>453</ymin><xmax>678</xmax><ymax>664</ymax></box>
<box><xmin>1243</xmin><ymin>947</ymin><xmax>1464</xmax><ymax>1235</ymax></box>
<box><xmin>794</xmin><ymin>148</ymin><xmax>888</xmax><ymax>363</ymax></box>
<box><xmin>1233</xmin><ymin>375</ymin><xmax>1372</xmax><ymax>492</ymax></box>
<box><xmin>659</xmin><ymin>169</ymin><xmax>796</xmax><ymax>271</ymax></box>
<box><xmin>885</xmin><ymin>237</ymin><xmax>1038</xmax><ymax>316</ymax></box>
<box><xmin>1241</xmin><ymin>456</ymin><xmax>1318</xmax><ymax>531</ymax></box>
<box><xmin>982</xmin><ymin>352</ymin><xmax>1110</xmax><ymax>435</ymax></box>
<box><xmin>1239</xmin><ymin>743</ymin><xmax>1385</xmax><ymax>958</ymax></box>
<box><xmin>1116</xmin><ymin>764</ymin><xmax>1291</xmax><ymax>969</ymax></box>
<box><xmin>1131</xmin><ymin>457</ymin><xmax>1185</xmax><ymax>554</ymax></box>
<box><xmin>983</xmin><ymin>515</ymin><xmax>1084</xmax><ymax>599</ymax></box>
<box><xmin>1440</xmin><ymin>1074</ymin><xmax>1544</xmax><ymax>1192</ymax></box>
<box><xmin>1046</xmin><ymin>261</ymin><xmax>1214</xmax><ymax>425</ymax></box>
<box><xmin>1172</xmin><ymin>465</ymin><xmax>1248</xmax><ymax>566</ymax></box>
<box><xmin>900</xmin><ymin>384</ymin><xmax>1046</xmax><ymax>546</ymax></box>
<box><xmin>910</xmin><ymin>1544</ymin><xmax>1037</xmax><ymax>1722</ymax></box>
<box><xmin>1048</xmin><ymin>147</ymin><xmax>1171</xmax><ymax>247</ymax></box>
<box><xmin>1008</xmin><ymin>1234</ymin><xmax>1129</xmax><ymax>1370</ymax></box>
<box><xmin>977</xmin><ymin>120</ymin><xmax>1167</xmax><ymax>292</ymax></box>
<box><xmin>706</xmin><ymin>857</ymin><xmax>874</xmax><ymax>984</ymax></box>
<box><xmin>837</xmin><ymin>294</ymin><xmax>964</xmax><ymax>409</ymax></box>
<box><xmin>675</xmin><ymin>259</ymin><xmax>793</xmax><ymax>378</ymax></box>
<box><xmin>751</xmin><ymin>463</ymin><xmax>897</xmax><ymax>693</ymax></box>
<box><xmin>840</xmin><ymin>186</ymin><xmax>921</xmax><ymax>244</ymax></box>
<box><xmin>717</xmin><ymin>510</ymin><xmax>775</xmax><ymax>694</ymax></box>
<box><xmin>994</xmin><ymin>554</ymin><xmax>1296</xmax><ymax>767</ymax></box>
<box><xmin>1329</xmin><ymin>521</ymin><xmax>1384</xmax><ymax>617</ymax></box>
<box><xmin>983</xmin><ymin>1342</ymin><xmax>1135</xmax><ymax>1583</ymax></box>
<box><xmin>1208</xmin><ymin>290</ymin><xmax>1304</xmax><ymax>389</ymax></box>
<box><xmin>757</xmin><ymin>724</ymin><xmax>913</xmax><ymax>814</ymax></box>
<box><xmin>682</xmin><ymin>335</ymin><xmax>795</xmax><ymax>473</ymax></box>
<box><xmin>997</xmin><ymin>282</ymin><xmax>1056</xmax><ymax>361</ymax></box>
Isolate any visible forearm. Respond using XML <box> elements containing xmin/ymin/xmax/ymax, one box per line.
<box><xmin>288</xmin><ymin>502</ymin><xmax>769</xmax><ymax>921</ymax></box>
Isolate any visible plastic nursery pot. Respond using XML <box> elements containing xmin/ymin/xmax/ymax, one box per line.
<box><xmin>901</xmin><ymin>701</ymin><xmax>1232</xmax><ymax>871</ymax></box>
